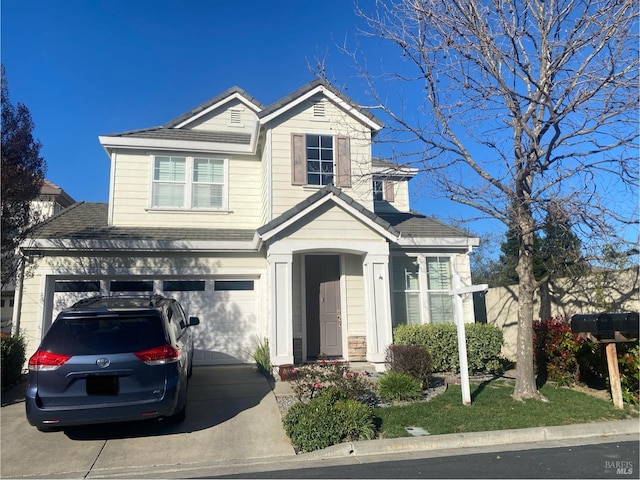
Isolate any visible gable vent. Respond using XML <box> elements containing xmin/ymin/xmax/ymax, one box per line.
<box><xmin>230</xmin><ymin>109</ymin><xmax>242</xmax><ymax>126</ymax></box>
<box><xmin>313</xmin><ymin>101</ymin><xmax>326</xmax><ymax>118</ymax></box>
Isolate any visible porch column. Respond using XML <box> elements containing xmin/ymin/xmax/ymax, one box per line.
<box><xmin>267</xmin><ymin>252</ymin><xmax>294</xmax><ymax>366</ymax></box>
<box><xmin>363</xmin><ymin>251</ymin><xmax>392</xmax><ymax>367</ymax></box>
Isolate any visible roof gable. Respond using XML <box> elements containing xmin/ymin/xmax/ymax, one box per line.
<box><xmin>258</xmin><ymin>79</ymin><xmax>383</xmax><ymax>132</ymax></box>
<box><xmin>164</xmin><ymin>86</ymin><xmax>264</xmax><ymax>128</ymax></box>
<box><xmin>256</xmin><ymin>185</ymin><xmax>399</xmax><ymax>244</ymax></box>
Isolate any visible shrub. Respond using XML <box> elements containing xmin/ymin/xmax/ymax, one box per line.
<box><xmin>533</xmin><ymin>316</ymin><xmax>586</xmax><ymax>386</ymax></box>
<box><xmin>377</xmin><ymin>371</ymin><xmax>423</xmax><ymax>402</ymax></box>
<box><xmin>384</xmin><ymin>344</ymin><xmax>432</xmax><ymax>387</ymax></box>
<box><xmin>282</xmin><ymin>387</ymin><xmax>375</xmax><ymax>452</ymax></box>
<box><xmin>1</xmin><ymin>334</ymin><xmax>26</xmax><ymax>388</ymax></box>
<box><xmin>289</xmin><ymin>360</ymin><xmax>373</xmax><ymax>403</ymax></box>
<box><xmin>393</xmin><ymin>323</ymin><xmax>503</xmax><ymax>374</ymax></box>
<box><xmin>252</xmin><ymin>338</ymin><xmax>272</xmax><ymax>379</ymax></box>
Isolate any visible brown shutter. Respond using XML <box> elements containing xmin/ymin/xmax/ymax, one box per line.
<box><xmin>335</xmin><ymin>136</ymin><xmax>351</xmax><ymax>188</ymax></box>
<box><xmin>291</xmin><ymin>133</ymin><xmax>306</xmax><ymax>185</ymax></box>
<box><xmin>384</xmin><ymin>181</ymin><xmax>395</xmax><ymax>202</ymax></box>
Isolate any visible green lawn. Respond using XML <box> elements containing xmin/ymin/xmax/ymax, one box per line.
<box><xmin>374</xmin><ymin>380</ymin><xmax>638</xmax><ymax>438</ymax></box>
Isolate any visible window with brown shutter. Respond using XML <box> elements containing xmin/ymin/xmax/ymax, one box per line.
<box><xmin>291</xmin><ymin>133</ymin><xmax>352</xmax><ymax>187</ymax></box>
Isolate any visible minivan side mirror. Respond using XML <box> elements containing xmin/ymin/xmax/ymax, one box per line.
<box><xmin>189</xmin><ymin>317</ymin><xmax>200</xmax><ymax>327</ymax></box>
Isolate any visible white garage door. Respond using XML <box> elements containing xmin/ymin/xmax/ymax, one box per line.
<box><xmin>51</xmin><ymin>278</ymin><xmax>260</xmax><ymax>365</ymax></box>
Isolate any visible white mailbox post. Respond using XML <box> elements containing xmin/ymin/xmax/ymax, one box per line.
<box><xmin>448</xmin><ymin>283</ymin><xmax>489</xmax><ymax>405</ymax></box>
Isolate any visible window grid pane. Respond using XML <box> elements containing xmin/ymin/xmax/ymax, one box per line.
<box><xmin>373</xmin><ymin>179</ymin><xmax>383</xmax><ymax>201</ymax></box>
<box><xmin>306</xmin><ymin>135</ymin><xmax>333</xmax><ymax>185</ymax></box>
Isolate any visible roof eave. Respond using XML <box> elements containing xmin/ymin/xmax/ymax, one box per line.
<box><xmin>98</xmin><ymin>132</ymin><xmax>259</xmax><ymax>155</ymax></box>
<box><xmin>396</xmin><ymin>237</ymin><xmax>480</xmax><ymax>247</ymax></box>
<box><xmin>21</xmin><ymin>238</ymin><xmax>258</xmax><ymax>253</ymax></box>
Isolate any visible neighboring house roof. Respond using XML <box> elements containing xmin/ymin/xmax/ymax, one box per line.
<box><xmin>40</xmin><ymin>179</ymin><xmax>75</xmax><ymax>208</ymax></box>
<box><xmin>25</xmin><ymin>202</ymin><xmax>255</xmax><ymax>250</ymax></box>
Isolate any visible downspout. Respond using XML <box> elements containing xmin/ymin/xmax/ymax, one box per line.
<box><xmin>11</xmin><ymin>253</ymin><xmax>26</xmax><ymax>337</ymax></box>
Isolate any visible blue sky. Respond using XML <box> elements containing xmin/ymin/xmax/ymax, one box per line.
<box><xmin>2</xmin><ymin>0</ymin><xmax>487</xmax><ymax>232</ymax></box>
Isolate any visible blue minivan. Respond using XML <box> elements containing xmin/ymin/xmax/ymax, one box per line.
<box><xmin>26</xmin><ymin>295</ymin><xmax>199</xmax><ymax>431</ymax></box>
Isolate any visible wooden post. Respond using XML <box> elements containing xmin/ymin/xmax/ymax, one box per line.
<box><xmin>605</xmin><ymin>342</ymin><xmax>624</xmax><ymax>409</ymax></box>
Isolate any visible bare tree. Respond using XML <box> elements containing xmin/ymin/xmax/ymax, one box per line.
<box><xmin>328</xmin><ymin>0</ymin><xmax>639</xmax><ymax>400</ymax></box>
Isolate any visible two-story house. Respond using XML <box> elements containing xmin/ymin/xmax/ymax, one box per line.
<box><xmin>16</xmin><ymin>79</ymin><xmax>478</xmax><ymax>370</ymax></box>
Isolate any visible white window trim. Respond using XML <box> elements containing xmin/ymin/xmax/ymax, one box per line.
<box><xmin>304</xmin><ymin>132</ymin><xmax>335</xmax><ymax>187</ymax></box>
<box><xmin>148</xmin><ymin>154</ymin><xmax>229</xmax><ymax>211</ymax></box>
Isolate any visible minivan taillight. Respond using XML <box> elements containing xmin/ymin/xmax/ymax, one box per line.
<box><xmin>135</xmin><ymin>345</ymin><xmax>180</xmax><ymax>365</ymax></box>
<box><xmin>28</xmin><ymin>350</ymin><xmax>72</xmax><ymax>371</ymax></box>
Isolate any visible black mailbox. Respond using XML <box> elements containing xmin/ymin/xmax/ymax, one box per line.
<box><xmin>571</xmin><ymin>312</ymin><xmax>639</xmax><ymax>341</ymax></box>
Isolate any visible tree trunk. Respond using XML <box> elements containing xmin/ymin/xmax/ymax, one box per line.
<box><xmin>513</xmin><ymin>218</ymin><xmax>542</xmax><ymax>401</ymax></box>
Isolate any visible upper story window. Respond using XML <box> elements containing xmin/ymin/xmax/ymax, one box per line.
<box><xmin>373</xmin><ymin>177</ymin><xmax>395</xmax><ymax>202</ymax></box>
<box><xmin>306</xmin><ymin>134</ymin><xmax>334</xmax><ymax>186</ymax></box>
<box><xmin>152</xmin><ymin>155</ymin><xmax>226</xmax><ymax>210</ymax></box>
<box><xmin>291</xmin><ymin>133</ymin><xmax>351</xmax><ymax>188</ymax></box>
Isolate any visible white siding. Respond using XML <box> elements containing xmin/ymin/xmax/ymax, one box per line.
<box><xmin>283</xmin><ymin>203</ymin><xmax>385</xmax><ymax>242</ymax></box>
<box><xmin>267</xmin><ymin>94</ymin><xmax>374</xmax><ymax>220</ymax></box>
<box><xmin>110</xmin><ymin>151</ymin><xmax>263</xmax><ymax>228</ymax></box>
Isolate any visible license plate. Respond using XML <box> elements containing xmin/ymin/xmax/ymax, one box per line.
<box><xmin>86</xmin><ymin>375</ymin><xmax>119</xmax><ymax>395</ymax></box>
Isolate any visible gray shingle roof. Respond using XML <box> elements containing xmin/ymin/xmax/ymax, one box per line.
<box><xmin>103</xmin><ymin>127</ymin><xmax>251</xmax><ymax>145</ymax></box>
<box><xmin>28</xmin><ymin>202</ymin><xmax>255</xmax><ymax>242</ymax></box>
<box><xmin>377</xmin><ymin>211</ymin><xmax>473</xmax><ymax>238</ymax></box>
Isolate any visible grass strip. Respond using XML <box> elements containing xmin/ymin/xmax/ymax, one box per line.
<box><xmin>373</xmin><ymin>380</ymin><xmax>638</xmax><ymax>438</ymax></box>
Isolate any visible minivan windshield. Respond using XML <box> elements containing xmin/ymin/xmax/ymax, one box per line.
<box><xmin>41</xmin><ymin>314</ymin><xmax>167</xmax><ymax>355</ymax></box>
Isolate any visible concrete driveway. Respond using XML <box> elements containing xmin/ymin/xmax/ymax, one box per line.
<box><xmin>1</xmin><ymin>365</ymin><xmax>295</xmax><ymax>479</ymax></box>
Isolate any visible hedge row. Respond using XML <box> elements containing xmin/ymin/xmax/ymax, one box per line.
<box><xmin>393</xmin><ymin>323</ymin><xmax>503</xmax><ymax>373</ymax></box>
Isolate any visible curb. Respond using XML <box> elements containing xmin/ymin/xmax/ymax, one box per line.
<box><xmin>300</xmin><ymin>419</ymin><xmax>640</xmax><ymax>459</ymax></box>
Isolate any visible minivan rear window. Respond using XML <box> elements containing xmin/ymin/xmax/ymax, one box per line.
<box><xmin>41</xmin><ymin>315</ymin><xmax>167</xmax><ymax>355</ymax></box>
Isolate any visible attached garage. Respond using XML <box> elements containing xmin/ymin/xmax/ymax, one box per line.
<box><xmin>49</xmin><ymin>276</ymin><xmax>262</xmax><ymax>365</ymax></box>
